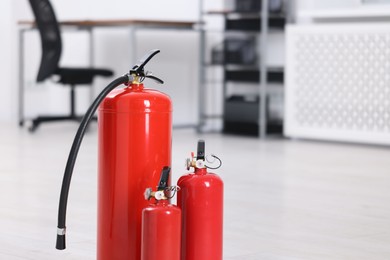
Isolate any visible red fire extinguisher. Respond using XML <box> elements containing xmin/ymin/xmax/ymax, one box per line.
<box><xmin>141</xmin><ymin>166</ymin><xmax>181</xmax><ymax>260</ymax></box>
<box><xmin>55</xmin><ymin>50</ymin><xmax>172</xmax><ymax>260</ymax></box>
<box><xmin>177</xmin><ymin>140</ymin><xmax>223</xmax><ymax>260</ymax></box>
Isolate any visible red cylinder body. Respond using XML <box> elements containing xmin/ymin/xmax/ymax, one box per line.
<box><xmin>177</xmin><ymin>168</ymin><xmax>224</xmax><ymax>260</ymax></box>
<box><xmin>97</xmin><ymin>83</ymin><xmax>172</xmax><ymax>260</ymax></box>
<box><xmin>141</xmin><ymin>200</ymin><xmax>181</xmax><ymax>260</ymax></box>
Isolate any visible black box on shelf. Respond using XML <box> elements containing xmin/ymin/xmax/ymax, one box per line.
<box><xmin>226</xmin><ymin>18</ymin><xmax>260</xmax><ymax>31</ymax></box>
<box><xmin>223</xmin><ymin>95</ymin><xmax>283</xmax><ymax>136</ymax></box>
<box><xmin>223</xmin><ymin>121</ymin><xmax>283</xmax><ymax>136</ymax></box>
<box><xmin>225</xmin><ymin>68</ymin><xmax>284</xmax><ymax>83</ymax></box>
<box><xmin>225</xmin><ymin>70</ymin><xmax>259</xmax><ymax>82</ymax></box>
<box><xmin>225</xmin><ymin>17</ymin><xmax>286</xmax><ymax>31</ymax></box>
<box><xmin>224</xmin><ymin>95</ymin><xmax>259</xmax><ymax>124</ymax></box>
<box><xmin>235</xmin><ymin>0</ymin><xmax>261</xmax><ymax>12</ymax></box>
<box><xmin>234</xmin><ymin>0</ymin><xmax>283</xmax><ymax>13</ymax></box>
<box><xmin>211</xmin><ymin>37</ymin><xmax>257</xmax><ymax>65</ymax></box>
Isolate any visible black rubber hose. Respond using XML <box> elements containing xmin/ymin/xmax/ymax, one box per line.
<box><xmin>56</xmin><ymin>75</ymin><xmax>130</xmax><ymax>250</ymax></box>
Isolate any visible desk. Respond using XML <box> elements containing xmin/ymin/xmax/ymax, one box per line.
<box><xmin>18</xmin><ymin>19</ymin><xmax>198</xmax><ymax>127</ymax></box>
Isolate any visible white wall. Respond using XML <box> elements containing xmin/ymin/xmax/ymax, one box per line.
<box><xmin>3</xmin><ymin>0</ymin><xmax>201</xmax><ymax>126</ymax></box>
<box><xmin>0</xmin><ymin>0</ymin><xmax>17</xmax><ymax>122</ymax></box>
<box><xmin>14</xmin><ymin>0</ymin><xmax>199</xmax><ymax>21</ymax></box>
<box><xmin>296</xmin><ymin>0</ymin><xmax>361</xmax><ymax>10</ymax></box>
<box><xmin>4</xmin><ymin>0</ymin><xmax>365</xmax><ymax>125</ymax></box>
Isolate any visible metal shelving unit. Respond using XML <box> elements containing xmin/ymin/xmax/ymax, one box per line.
<box><xmin>198</xmin><ymin>0</ymin><xmax>291</xmax><ymax>138</ymax></box>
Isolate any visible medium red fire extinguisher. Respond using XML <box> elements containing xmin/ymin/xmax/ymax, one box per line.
<box><xmin>55</xmin><ymin>50</ymin><xmax>172</xmax><ymax>260</ymax></box>
<box><xmin>177</xmin><ymin>140</ymin><xmax>224</xmax><ymax>260</ymax></box>
<box><xmin>141</xmin><ymin>166</ymin><xmax>181</xmax><ymax>260</ymax></box>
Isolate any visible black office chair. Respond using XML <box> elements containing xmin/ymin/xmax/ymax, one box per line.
<box><xmin>27</xmin><ymin>0</ymin><xmax>113</xmax><ymax>132</ymax></box>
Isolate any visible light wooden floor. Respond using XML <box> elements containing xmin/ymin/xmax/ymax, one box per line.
<box><xmin>0</xmin><ymin>122</ymin><xmax>389</xmax><ymax>259</ymax></box>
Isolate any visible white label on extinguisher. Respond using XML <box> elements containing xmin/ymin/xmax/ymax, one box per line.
<box><xmin>195</xmin><ymin>160</ymin><xmax>205</xmax><ymax>169</ymax></box>
<box><xmin>155</xmin><ymin>191</ymin><xmax>165</xmax><ymax>200</ymax></box>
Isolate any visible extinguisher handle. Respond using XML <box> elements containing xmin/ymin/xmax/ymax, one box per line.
<box><xmin>130</xmin><ymin>49</ymin><xmax>164</xmax><ymax>84</ymax></box>
<box><xmin>145</xmin><ymin>74</ymin><xmax>164</xmax><ymax>84</ymax></box>
<box><xmin>157</xmin><ymin>166</ymin><xmax>170</xmax><ymax>191</ymax></box>
<box><xmin>197</xmin><ymin>140</ymin><xmax>205</xmax><ymax>161</ymax></box>
<box><xmin>131</xmin><ymin>49</ymin><xmax>160</xmax><ymax>75</ymax></box>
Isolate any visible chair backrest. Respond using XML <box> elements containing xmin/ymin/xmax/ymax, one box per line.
<box><xmin>28</xmin><ymin>0</ymin><xmax>62</xmax><ymax>82</ymax></box>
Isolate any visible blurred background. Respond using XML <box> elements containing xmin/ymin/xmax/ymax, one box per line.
<box><xmin>1</xmin><ymin>0</ymin><xmax>390</xmax><ymax>259</ymax></box>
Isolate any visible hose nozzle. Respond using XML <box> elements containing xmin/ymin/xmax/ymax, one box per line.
<box><xmin>56</xmin><ymin>228</ymin><xmax>66</xmax><ymax>250</ymax></box>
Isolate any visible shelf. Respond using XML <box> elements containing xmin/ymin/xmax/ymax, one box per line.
<box><xmin>225</xmin><ymin>68</ymin><xmax>284</xmax><ymax>83</ymax></box>
<box><xmin>223</xmin><ymin>121</ymin><xmax>283</xmax><ymax>136</ymax></box>
<box><xmin>225</xmin><ymin>17</ymin><xmax>286</xmax><ymax>31</ymax></box>
<box><xmin>207</xmin><ymin>10</ymin><xmax>286</xmax><ymax>18</ymax></box>
<box><xmin>199</xmin><ymin>3</ymin><xmax>287</xmax><ymax>137</ymax></box>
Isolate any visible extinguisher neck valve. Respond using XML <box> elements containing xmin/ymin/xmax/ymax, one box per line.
<box><xmin>186</xmin><ymin>157</ymin><xmax>206</xmax><ymax>170</ymax></box>
<box><xmin>144</xmin><ymin>189</ymin><xmax>169</xmax><ymax>201</ymax></box>
<box><xmin>130</xmin><ymin>75</ymin><xmax>144</xmax><ymax>85</ymax></box>
<box><xmin>124</xmin><ymin>73</ymin><xmax>134</xmax><ymax>84</ymax></box>
<box><xmin>144</xmin><ymin>188</ymin><xmax>153</xmax><ymax>200</ymax></box>
<box><xmin>154</xmin><ymin>190</ymin><xmax>166</xmax><ymax>200</ymax></box>
<box><xmin>195</xmin><ymin>160</ymin><xmax>206</xmax><ymax>169</ymax></box>
<box><xmin>128</xmin><ymin>49</ymin><xmax>164</xmax><ymax>84</ymax></box>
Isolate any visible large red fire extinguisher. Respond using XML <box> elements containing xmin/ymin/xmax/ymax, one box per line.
<box><xmin>55</xmin><ymin>50</ymin><xmax>172</xmax><ymax>260</ymax></box>
<box><xmin>177</xmin><ymin>140</ymin><xmax>224</xmax><ymax>260</ymax></box>
<box><xmin>141</xmin><ymin>166</ymin><xmax>181</xmax><ymax>260</ymax></box>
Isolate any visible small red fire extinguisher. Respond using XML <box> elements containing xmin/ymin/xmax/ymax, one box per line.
<box><xmin>177</xmin><ymin>140</ymin><xmax>223</xmax><ymax>260</ymax></box>
<box><xmin>142</xmin><ymin>166</ymin><xmax>181</xmax><ymax>260</ymax></box>
<box><xmin>55</xmin><ymin>50</ymin><xmax>172</xmax><ymax>260</ymax></box>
